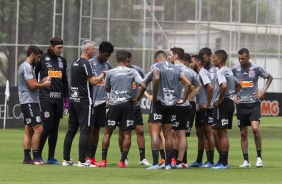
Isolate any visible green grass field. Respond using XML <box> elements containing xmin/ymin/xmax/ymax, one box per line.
<box><xmin>0</xmin><ymin>116</ymin><xmax>281</xmax><ymax>184</ymax></box>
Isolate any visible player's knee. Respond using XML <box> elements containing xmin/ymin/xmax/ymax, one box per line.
<box><xmin>252</xmin><ymin>127</ymin><xmax>260</xmax><ymax>136</ymax></box>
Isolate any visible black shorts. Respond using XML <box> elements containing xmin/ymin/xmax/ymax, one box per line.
<box><xmin>236</xmin><ymin>102</ymin><xmax>260</xmax><ymax>127</ymax></box>
<box><xmin>195</xmin><ymin>108</ymin><xmax>213</xmax><ymax>129</ymax></box>
<box><xmin>20</xmin><ymin>103</ymin><xmax>42</xmax><ymax>126</ymax></box>
<box><xmin>186</xmin><ymin>101</ymin><xmax>196</xmax><ymax>137</ymax></box>
<box><xmin>91</xmin><ymin>103</ymin><xmax>106</xmax><ymax>127</ymax></box>
<box><xmin>172</xmin><ymin>105</ymin><xmax>190</xmax><ymax>131</ymax></box>
<box><xmin>212</xmin><ymin>98</ymin><xmax>234</xmax><ymax>129</ymax></box>
<box><xmin>132</xmin><ymin>105</ymin><xmax>143</xmax><ymax>130</ymax></box>
<box><xmin>148</xmin><ymin>101</ymin><xmax>175</xmax><ymax>124</ymax></box>
<box><xmin>40</xmin><ymin>98</ymin><xmax>64</xmax><ymax>121</ymax></box>
<box><xmin>106</xmin><ymin>101</ymin><xmax>134</xmax><ymax>131</ymax></box>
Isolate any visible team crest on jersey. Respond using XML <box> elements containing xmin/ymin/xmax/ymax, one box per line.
<box><xmin>45</xmin><ymin>56</ymin><xmax>50</xmax><ymax>61</ymax></box>
<box><xmin>44</xmin><ymin>111</ymin><xmax>50</xmax><ymax>118</ymax></box>
<box><xmin>249</xmin><ymin>70</ymin><xmax>255</xmax><ymax>78</ymax></box>
<box><xmin>58</xmin><ymin>61</ymin><xmax>63</xmax><ymax>69</ymax></box>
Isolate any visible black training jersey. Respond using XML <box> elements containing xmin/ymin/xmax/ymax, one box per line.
<box><xmin>35</xmin><ymin>52</ymin><xmax>68</xmax><ymax>99</ymax></box>
<box><xmin>69</xmin><ymin>57</ymin><xmax>95</xmax><ymax>104</ymax></box>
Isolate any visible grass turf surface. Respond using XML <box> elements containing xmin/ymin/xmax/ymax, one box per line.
<box><xmin>0</xmin><ymin>116</ymin><xmax>281</xmax><ymax>183</ymax></box>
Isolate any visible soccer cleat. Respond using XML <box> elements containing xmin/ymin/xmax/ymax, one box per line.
<box><xmin>118</xmin><ymin>161</ymin><xmax>127</xmax><ymax>168</ymax></box>
<box><xmin>214</xmin><ymin>162</ymin><xmax>221</xmax><ymax>167</ymax></box>
<box><xmin>147</xmin><ymin>164</ymin><xmax>159</xmax><ymax>170</ymax></box>
<box><xmin>200</xmin><ymin>161</ymin><xmax>214</xmax><ymax>168</ymax></box>
<box><xmin>239</xmin><ymin>160</ymin><xmax>251</xmax><ymax>168</ymax></box>
<box><xmin>62</xmin><ymin>159</ymin><xmax>75</xmax><ymax>166</ymax></box>
<box><xmin>211</xmin><ymin>164</ymin><xmax>229</xmax><ymax>169</ymax></box>
<box><xmin>189</xmin><ymin>161</ymin><xmax>203</xmax><ymax>167</ymax></box>
<box><xmin>256</xmin><ymin>157</ymin><xmax>263</xmax><ymax>168</ymax></box>
<box><xmin>97</xmin><ymin>160</ymin><xmax>107</xmax><ymax>167</ymax></box>
<box><xmin>39</xmin><ymin>156</ymin><xmax>44</xmax><ymax>163</ymax></box>
<box><xmin>33</xmin><ymin>158</ymin><xmax>44</xmax><ymax>165</ymax></box>
<box><xmin>159</xmin><ymin>159</ymin><xmax>165</xmax><ymax>165</ymax></box>
<box><xmin>124</xmin><ymin>159</ymin><xmax>129</xmax><ymax>166</ymax></box>
<box><xmin>86</xmin><ymin>157</ymin><xmax>99</xmax><ymax>166</ymax></box>
<box><xmin>46</xmin><ymin>158</ymin><xmax>60</xmax><ymax>165</ymax></box>
<box><xmin>76</xmin><ymin>160</ymin><xmax>96</xmax><ymax>167</ymax></box>
<box><xmin>165</xmin><ymin>164</ymin><xmax>172</xmax><ymax>170</ymax></box>
<box><xmin>23</xmin><ymin>159</ymin><xmax>33</xmax><ymax>164</ymax></box>
<box><xmin>159</xmin><ymin>163</ymin><xmax>165</xmax><ymax>169</ymax></box>
<box><xmin>171</xmin><ymin>158</ymin><xmax>176</xmax><ymax>167</ymax></box>
<box><xmin>182</xmin><ymin>163</ymin><xmax>189</xmax><ymax>168</ymax></box>
<box><xmin>176</xmin><ymin>163</ymin><xmax>183</xmax><ymax>169</ymax></box>
<box><xmin>139</xmin><ymin>159</ymin><xmax>151</xmax><ymax>166</ymax></box>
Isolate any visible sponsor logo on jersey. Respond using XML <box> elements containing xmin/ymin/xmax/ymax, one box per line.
<box><xmin>239</xmin><ymin>81</ymin><xmax>254</xmax><ymax>88</ymax></box>
<box><xmin>50</xmin><ymin>92</ymin><xmax>62</xmax><ymax>98</ymax></box>
<box><xmin>70</xmin><ymin>87</ymin><xmax>79</xmax><ymax>98</ymax></box>
<box><xmin>48</xmin><ymin>70</ymin><xmax>62</xmax><ymax>78</ymax></box>
<box><xmin>44</xmin><ymin>111</ymin><xmax>50</xmax><ymax>118</ymax></box>
<box><xmin>46</xmin><ymin>62</ymin><xmax>52</xmax><ymax>67</ymax></box>
<box><xmin>132</xmin><ymin>82</ymin><xmax>136</xmax><ymax>89</ymax></box>
<box><xmin>45</xmin><ymin>57</ymin><xmax>50</xmax><ymax>61</ymax></box>
<box><xmin>249</xmin><ymin>70</ymin><xmax>255</xmax><ymax>78</ymax></box>
<box><xmin>114</xmin><ymin>90</ymin><xmax>127</xmax><ymax>95</ymax></box>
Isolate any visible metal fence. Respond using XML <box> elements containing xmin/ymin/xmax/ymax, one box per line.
<box><xmin>1</xmin><ymin>0</ymin><xmax>282</xmax><ymax>92</ymax></box>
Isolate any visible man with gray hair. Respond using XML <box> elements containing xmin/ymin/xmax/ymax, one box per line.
<box><xmin>62</xmin><ymin>40</ymin><xmax>106</xmax><ymax>167</ymax></box>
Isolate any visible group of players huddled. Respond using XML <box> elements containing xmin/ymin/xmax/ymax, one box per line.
<box><xmin>19</xmin><ymin>37</ymin><xmax>272</xmax><ymax>170</ymax></box>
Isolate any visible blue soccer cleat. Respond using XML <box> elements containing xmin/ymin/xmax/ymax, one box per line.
<box><xmin>189</xmin><ymin>161</ymin><xmax>203</xmax><ymax>167</ymax></box>
<box><xmin>46</xmin><ymin>158</ymin><xmax>60</xmax><ymax>164</ymax></box>
<box><xmin>200</xmin><ymin>161</ymin><xmax>214</xmax><ymax>168</ymax></box>
<box><xmin>211</xmin><ymin>164</ymin><xmax>229</xmax><ymax>169</ymax></box>
<box><xmin>147</xmin><ymin>164</ymin><xmax>159</xmax><ymax>170</ymax></box>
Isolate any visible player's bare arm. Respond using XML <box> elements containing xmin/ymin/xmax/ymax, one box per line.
<box><xmin>214</xmin><ymin>82</ymin><xmax>227</xmax><ymax>108</ymax></box>
<box><xmin>152</xmin><ymin>70</ymin><xmax>160</xmax><ymax>102</ymax></box>
<box><xmin>253</xmin><ymin>74</ymin><xmax>273</xmax><ymax>99</ymax></box>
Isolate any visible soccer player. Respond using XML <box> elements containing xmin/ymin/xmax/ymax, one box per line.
<box><xmin>232</xmin><ymin>48</ymin><xmax>273</xmax><ymax>168</ymax></box>
<box><xmin>211</xmin><ymin>50</ymin><xmax>242</xmax><ymax>169</ymax></box>
<box><xmin>144</xmin><ymin>50</ymin><xmax>191</xmax><ymax>170</ymax></box>
<box><xmin>190</xmin><ymin>55</ymin><xmax>215</xmax><ymax>168</ymax></box>
<box><xmin>117</xmin><ymin>51</ymin><xmax>150</xmax><ymax>166</ymax></box>
<box><xmin>19</xmin><ymin>45</ymin><xmax>51</xmax><ymax>165</ymax></box>
<box><xmin>97</xmin><ymin>50</ymin><xmax>146</xmax><ymax>168</ymax></box>
<box><xmin>199</xmin><ymin>48</ymin><xmax>221</xmax><ymax>166</ymax></box>
<box><xmin>85</xmin><ymin>41</ymin><xmax>114</xmax><ymax>166</ymax></box>
<box><xmin>169</xmin><ymin>48</ymin><xmax>201</xmax><ymax>168</ymax></box>
<box><xmin>62</xmin><ymin>40</ymin><xmax>105</xmax><ymax>167</ymax></box>
<box><xmin>35</xmin><ymin>37</ymin><xmax>69</xmax><ymax>164</ymax></box>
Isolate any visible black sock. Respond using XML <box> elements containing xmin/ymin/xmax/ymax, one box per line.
<box><xmin>165</xmin><ymin>150</ymin><xmax>173</xmax><ymax>165</ymax></box>
<box><xmin>207</xmin><ymin>151</ymin><xmax>214</xmax><ymax>164</ymax></box>
<box><xmin>102</xmin><ymin>149</ymin><xmax>108</xmax><ymax>160</ymax></box>
<box><xmin>24</xmin><ymin>149</ymin><xmax>31</xmax><ymax>161</ymax></box>
<box><xmin>257</xmin><ymin>150</ymin><xmax>262</xmax><ymax>159</ymax></box>
<box><xmin>32</xmin><ymin>150</ymin><xmax>39</xmax><ymax>159</ymax></box>
<box><xmin>243</xmin><ymin>153</ymin><xmax>249</xmax><ymax>162</ymax></box>
<box><xmin>120</xmin><ymin>149</ymin><xmax>127</xmax><ymax>159</ymax></box>
<box><xmin>174</xmin><ymin>149</ymin><xmax>179</xmax><ymax>160</ymax></box>
<box><xmin>152</xmin><ymin>150</ymin><xmax>159</xmax><ymax>165</ymax></box>
<box><xmin>196</xmin><ymin>150</ymin><xmax>204</xmax><ymax>163</ymax></box>
<box><xmin>139</xmin><ymin>148</ymin><xmax>145</xmax><ymax>161</ymax></box>
<box><xmin>221</xmin><ymin>151</ymin><xmax>228</xmax><ymax>166</ymax></box>
<box><xmin>160</xmin><ymin>149</ymin><xmax>165</xmax><ymax>160</ymax></box>
<box><xmin>176</xmin><ymin>160</ymin><xmax>182</xmax><ymax>165</ymax></box>
<box><xmin>121</xmin><ymin>151</ymin><xmax>128</xmax><ymax>162</ymax></box>
<box><xmin>183</xmin><ymin>151</ymin><xmax>187</xmax><ymax>163</ymax></box>
<box><xmin>91</xmin><ymin>146</ymin><xmax>97</xmax><ymax>158</ymax></box>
